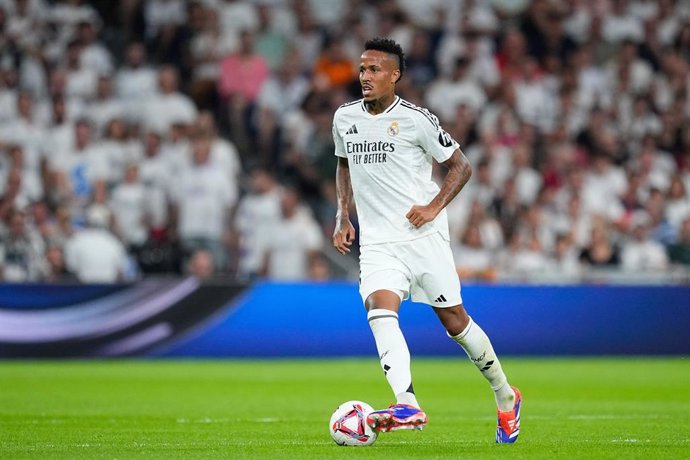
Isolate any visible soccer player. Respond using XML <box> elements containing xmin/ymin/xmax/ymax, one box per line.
<box><xmin>332</xmin><ymin>37</ymin><xmax>521</xmax><ymax>444</ymax></box>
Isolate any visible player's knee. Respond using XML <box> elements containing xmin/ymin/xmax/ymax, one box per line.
<box><xmin>436</xmin><ymin>305</ymin><xmax>470</xmax><ymax>336</ymax></box>
<box><xmin>365</xmin><ymin>290</ymin><xmax>402</xmax><ymax>311</ymax></box>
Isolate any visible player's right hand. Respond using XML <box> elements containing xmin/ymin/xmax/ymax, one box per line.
<box><xmin>333</xmin><ymin>217</ymin><xmax>356</xmax><ymax>255</ymax></box>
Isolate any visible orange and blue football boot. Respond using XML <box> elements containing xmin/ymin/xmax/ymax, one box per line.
<box><xmin>496</xmin><ymin>386</ymin><xmax>522</xmax><ymax>444</ymax></box>
<box><xmin>366</xmin><ymin>404</ymin><xmax>428</xmax><ymax>432</ymax></box>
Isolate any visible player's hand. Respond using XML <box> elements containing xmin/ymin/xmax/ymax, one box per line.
<box><xmin>406</xmin><ymin>204</ymin><xmax>438</xmax><ymax>228</ymax></box>
<box><xmin>333</xmin><ymin>216</ymin><xmax>356</xmax><ymax>255</ymax></box>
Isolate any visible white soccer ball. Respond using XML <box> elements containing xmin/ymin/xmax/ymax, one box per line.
<box><xmin>329</xmin><ymin>400</ymin><xmax>378</xmax><ymax>446</ymax></box>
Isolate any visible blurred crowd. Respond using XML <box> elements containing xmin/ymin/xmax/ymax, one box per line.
<box><xmin>1</xmin><ymin>0</ymin><xmax>690</xmax><ymax>284</ymax></box>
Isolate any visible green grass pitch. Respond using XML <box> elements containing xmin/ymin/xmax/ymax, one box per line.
<box><xmin>1</xmin><ymin>358</ymin><xmax>689</xmax><ymax>459</ymax></box>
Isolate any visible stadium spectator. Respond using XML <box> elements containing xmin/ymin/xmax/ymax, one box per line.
<box><xmin>217</xmin><ymin>29</ymin><xmax>269</xmax><ymax>152</ymax></box>
<box><xmin>668</xmin><ymin>217</ymin><xmax>690</xmax><ymax>265</ymax></box>
<box><xmin>48</xmin><ymin>118</ymin><xmax>109</xmax><ymax>224</ymax></box>
<box><xmin>551</xmin><ymin>193</ymin><xmax>593</xmax><ymax>249</ymax></box>
<box><xmin>290</xmin><ymin>2</ymin><xmax>323</xmax><ymax>71</ymax></box>
<box><xmin>49</xmin><ymin>0</ymin><xmax>99</xmax><ymax>46</ymax></box>
<box><xmin>253</xmin><ymin>2</ymin><xmax>289</xmax><ymax>71</ymax></box>
<box><xmin>75</xmin><ymin>18</ymin><xmax>113</xmax><ymax>76</ymax></box>
<box><xmin>547</xmin><ymin>233</ymin><xmax>581</xmax><ymax>277</ymax></box>
<box><xmin>0</xmin><ymin>208</ymin><xmax>46</xmax><ymax>281</ymax></box>
<box><xmin>602</xmin><ymin>0</ymin><xmax>645</xmax><ymax>45</ymax></box>
<box><xmin>512</xmin><ymin>142</ymin><xmax>543</xmax><ymax>206</ymax></box>
<box><xmin>579</xmin><ymin>221</ymin><xmax>621</xmax><ymax>267</ymax></box>
<box><xmin>500</xmin><ymin>231</ymin><xmax>551</xmax><ymax>275</ymax></box>
<box><xmin>489</xmin><ymin>176</ymin><xmax>522</xmax><ymax>239</ymax></box>
<box><xmin>3</xmin><ymin>144</ymin><xmax>41</xmax><ymax>207</ymax></box>
<box><xmin>187</xmin><ymin>248</ymin><xmax>216</xmax><ymax>279</ymax></box>
<box><xmin>465</xmin><ymin>199</ymin><xmax>504</xmax><ymax>251</ymax></box>
<box><xmin>232</xmin><ymin>168</ymin><xmax>282</xmax><ymax>280</ymax></box>
<box><xmin>63</xmin><ymin>206</ymin><xmax>131</xmax><ymax>283</ymax></box>
<box><xmin>64</xmin><ymin>38</ymin><xmax>98</xmax><ymax>101</ymax></box>
<box><xmin>26</xmin><ymin>200</ymin><xmax>57</xmax><ymax>244</ymax></box>
<box><xmin>43</xmin><ymin>94</ymin><xmax>76</xmax><ymax>162</ymax></box>
<box><xmin>257</xmin><ymin>186</ymin><xmax>323</xmax><ymax>280</ymax></box>
<box><xmin>159</xmin><ymin>121</ymin><xmax>191</xmax><ymax>181</ymax></box>
<box><xmin>96</xmin><ymin>119</ymin><xmax>139</xmax><ymax>188</ymax></box>
<box><xmin>171</xmin><ymin>136</ymin><xmax>236</xmax><ymax>270</ymax></box>
<box><xmin>313</xmin><ymin>34</ymin><xmax>357</xmax><ymax>89</ymax></box>
<box><xmin>644</xmin><ymin>187</ymin><xmax>676</xmax><ymax>245</ymax></box>
<box><xmin>145</xmin><ymin>0</ymin><xmax>191</xmax><ymax>71</ymax></box>
<box><xmin>217</xmin><ymin>0</ymin><xmax>258</xmax><ymax>38</ymax></box>
<box><xmin>452</xmin><ymin>222</ymin><xmax>497</xmax><ymax>281</ymax></box>
<box><xmin>40</xmin><ymin>243</ymin><xmax>76</xmax><ymax>282</ymax></box>
<box><xmin>665</xmin><ymin>175</ymin><xmax>690</xmax><ymax>231</ymax></box>
<box><xmin>110</xmin><ymin>163</ymin><xmax>149</xmax><ymax>252</ymax></box>
<box><xmin>403</xmin><ymin>28</ymin><xmax>438</xmax><ymax>88</ymax></box>
<box><xmin>0</xmin><ymin>95</ymin><xmax>46</xmax><ymax>201</ymax></box>
<box><xmin>115</xmin><ymin>42</ymin><xmax>159</xmax><ymax>107</ymax></box>
<box><xmin>194</xmin><ymin>110</ymin><xmax>242</xmax><ymax>185</ymax></box>
<box><xmin>515</xmin><ymin>203</ymin><xmax>556</xmax><ymax>253</ymax></box>
<box><xmin>307</xmin><ymin>252</ymin><xmax>331</xmax><ymax>281</ymax></box>
<box><xmin>188</xmin><ymin>5</ymin><xmax>236</xmax><ymax>110</ymax></box>
<box><xmin>513</xmin><ymin>56</ymin><xmax>557</xmax><ymax>133</ymax></box>
<box><xmin>255</xmin><ymin>49</ymin><xmax>311</xmax><ymax>163</ymax></box>
<box><xmin>85</xmin><ymin>75</ymin><xmax>125</xmax><ymax>134</ymax></box>
<box><xmin>143</xmin><ymin>66</ymin><xmax>198</xmax><ymax>134</ymax></box>
<box><xmin>496</xmin><ymin>29</ymin><xmax>529</xmax><ymax>82</ymax></box>
<box><xmin>620</xmin><ymin>211</ymin><xmax>669</xmax><ymax>271</ymax></box>
<box><xmin>426</xmin><ymin>54</ymin><xmax>487</xmax><ymax>123</ymax></box>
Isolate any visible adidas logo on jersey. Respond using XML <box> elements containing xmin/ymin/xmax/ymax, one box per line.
<box><xmin>434</xmin><ymin>294</ymin><xmax>447</xmax><ymax>303</ymax></box>
<box><xmin>345</xmin><ymin>124</ymin><xmax>359</xmax><ymax>135</ymax></box>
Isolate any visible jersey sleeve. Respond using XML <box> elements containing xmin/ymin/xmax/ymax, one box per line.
<box><xmin>332</xmin><ymin>115</ymin><xmax>346</xmax><ymax>158</ymax></box>
<box><xmin>415</xmin><ymin>108</ymin><xmax>459</xmax><ymax>163</ymax></box>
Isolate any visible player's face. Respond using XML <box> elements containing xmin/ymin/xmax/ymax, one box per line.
<box><xmin>359</xmin><ymin>50</ymin><xmax>400</xmax><ymax>101</ymax></box>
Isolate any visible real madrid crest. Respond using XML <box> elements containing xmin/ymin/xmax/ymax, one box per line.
<box><xmin>387</xmin><ymin>121</ymin><xmax>399</xmax><ymax>137</ymax></box>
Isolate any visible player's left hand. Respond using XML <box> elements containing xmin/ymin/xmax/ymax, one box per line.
<box><xmin>406</xmin><ymin>204</ymin><xmax>438</xmax><ymax>228</ymax></box>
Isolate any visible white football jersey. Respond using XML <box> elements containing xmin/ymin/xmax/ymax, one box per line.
<box><xmin>333</xmin><ymin>96</ymin><xmax>460</xmax><ymax>246</ymax></box>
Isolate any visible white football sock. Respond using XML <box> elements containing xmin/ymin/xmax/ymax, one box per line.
<box><xmin>449</xmin><ymin>316</ymin><xmax>515</xmax><ymax>412</ymax></box>
<box><xmin>367</xmin><ymin>309</ymin><xmax>420</xmax><ymax>408</ymax></box>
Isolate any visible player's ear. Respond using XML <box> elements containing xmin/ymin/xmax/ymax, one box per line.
<box><xmin>391</xmin><ymin>69</ymin><xmax>400</xmax><ymax>84</ymax></box>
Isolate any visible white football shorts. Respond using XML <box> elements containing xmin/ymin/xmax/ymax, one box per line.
<box><xmin>359</xmin><ymin>231</ymin><xmax>462</xmax><ymax>308</ymax></box>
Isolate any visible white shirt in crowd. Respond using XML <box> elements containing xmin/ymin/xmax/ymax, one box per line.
<box><xmin>85</xmin><ymin>98</ymin><xmax>126</xmax><ymax>134</ymax></box>
<box><xmin>143</xmin><ymin>92</ymin><xmax>198</xmax><ymax>133</ymax></box>
<box><xmin>451</xmin><ymin>243</ymin><xmax>494</xmax><ymax>273</ymax></box>
<box><xmin>602</xmin><ymin>11</ymin><xmax>644</xmax><ymax>43</ymax></box>
<box><xmin>65</xmin><ymin>66</ymin><xmax>98</xmax><ymax>101</ymax></box>
<box><xmin>234</xmin><ymin>188</ymin><xmax>282</xmax><ymax>277</ymax></box>
<box><xmin>173</xmin><ymin>164</ymin><xmax>236</xmax><ymax>241</ymax></box>
<box><xmin>50</xmin><ymin>145</ymin><xmax>109</xmax><ymax>195</ymax></box>
<box><xmin>116</xmin><ymin>66</ymin><xmax>159</xmax><ymax>103</ymax></box>
<box><xmin>257</xmin><ymin>73</ymin><xmax>311</xmax><ymax>121</ymax></box>
<box><xmin>210</xmin><ymin>138</ymin><xmax>242</xmax><ymax>184</ymax></box>
<box><xmin>64</xmin><ymin>227</ymin><xmax>128</xmax><ymax>282</ymax></box>
<box><xmin>144</xmin><ymin>0</ymin><xmax>186</xmax><ymax>36</ymax></box>
<box><xmin>257</xmin><ymin>206</ymin><xmax>323</xmax><ymax>280</ymax></box>
<box><xmin>218</xmin><ymin>0</ymin><xmax>259</xmax><ymax>34</ymax></box>
<box><xmin>81</xmin><ymin>42</ymin><xmax>114</xmax><ymax>77</ymax></box>
<box><xmin>138</xmin><ymin>151</ymin><xmax>173</xmax><ymax>229</ymax></box>
<box><xmin>425</xmin><ymin>76</ymin><xmax>487</xmax><ymax>122</ymax></box>
<box><xmin>110</xmin><ymin>182</ymin><xmax>149</xmax><ymax>247</ymax></box>
<box><xmin>620</xmin><ymin>238</ymin><xmax>669</xmax><ymax>272</ymax></box>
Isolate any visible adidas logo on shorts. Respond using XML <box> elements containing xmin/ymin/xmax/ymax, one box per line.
<box><xmin>434</xmin><ymin>294</ymin><xmax>447</xmax><ymax>303</ymax></box>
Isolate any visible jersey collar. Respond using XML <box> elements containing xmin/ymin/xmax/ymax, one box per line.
<box><xmin>360</xmin><ymin>96</ymin><xmax>401</xmax><ymax>116</ymax></box>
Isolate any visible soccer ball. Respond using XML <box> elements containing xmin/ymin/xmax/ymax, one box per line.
<box><xmin>329</xmin><ymin>400</ymin><xmax>378</xmax><ymax>446</ymax></box>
